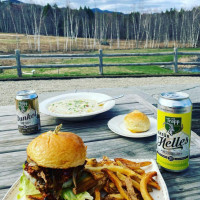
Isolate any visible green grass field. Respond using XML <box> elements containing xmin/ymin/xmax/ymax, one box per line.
<box><xmin>0</xmin><ymin>48</ymin><xmax>199</xmax><ymax>79</ymax></box>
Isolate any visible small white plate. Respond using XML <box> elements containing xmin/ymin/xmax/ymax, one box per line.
<box><xmin>2</xmin><ymin>159</ymin><xmax>169</xmax><ymax>200</ymax></box>
<box><xmin>40</xmin><ymin>92</ymin><xmax>115</xmax><ymax>121</ymax></box>
<box><xmin>108</xmin><ymin>114</ymin><xmax>157</xmax><ymax>138</ymax></box>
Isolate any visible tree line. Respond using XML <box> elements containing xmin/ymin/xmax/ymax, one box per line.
<box><xmin>0</xmin><ymin>1</ymin><xmax>200</xmax><ymax>51</ymax></box>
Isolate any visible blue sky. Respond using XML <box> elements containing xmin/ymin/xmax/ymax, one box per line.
<box><xmin>21</xmin><ymin>0</ymin><xmax>200</xmax><ymax>13</ymax></box>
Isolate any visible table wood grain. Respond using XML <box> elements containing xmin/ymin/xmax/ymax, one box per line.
<box><xmin>0</xmin><ymin>93</ymin><xmax>200</xmax><ymax>200</ymax></box>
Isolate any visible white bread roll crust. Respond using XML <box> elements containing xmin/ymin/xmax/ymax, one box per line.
<box><xmin>27</xmin><ymin>131</ymin><xmax>86</xmax><ymax>169</ymax></box>
<box><xmin>124</xmin><ymin>110</ymin><xmax>150</xmax><ymax>133</ymax></box>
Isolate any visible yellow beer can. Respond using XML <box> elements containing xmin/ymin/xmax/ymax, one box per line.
<box><xmin>157</xmin><ymin>92</ymin><xmax>192</xmax><ymax>172</ymax></box>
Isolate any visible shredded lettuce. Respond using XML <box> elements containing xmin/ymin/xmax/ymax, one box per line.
<box><xmin>63</xmin><ymin>178</ymin><xmax>73</xmax><ymax>188</ymax></box>
<box><xmin>17</xmin><ymin>171</ymin><xmax>40</xmax><ymax>200</ymax></box>
<box><xmin>62</xmin><ymin>188</ymin><xmax>93</xmax><ymax>200</ymax></box>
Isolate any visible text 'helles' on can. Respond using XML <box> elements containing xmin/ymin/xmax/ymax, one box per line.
<box><xmin>156</xmin><ymin>92</ymin><xmax>192</xmax><ymax>172</ymax></box>
<box><xmin>16</xmin><ymin>90</ymin><xmax>41</xmax><ymax>135</ymax></box>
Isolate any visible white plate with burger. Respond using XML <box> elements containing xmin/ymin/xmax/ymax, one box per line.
<box><xmin>2</xmin><ymin>125</ymin><xmax>169</xmax><ymax>200</ymax></box>
<box><xmin>108</xmin><ymin>110</ymin><xmax>157</xmax><ymax>138</ymax></box>
<box><xmin>40</xmin><ymin>92</ymin><xmax>115</xmax><ymax>121</ymax></box>
<box><xmin>2</xmin><ymin>159</ymin><xmax>169</xmax><ymax>200</ymax></box>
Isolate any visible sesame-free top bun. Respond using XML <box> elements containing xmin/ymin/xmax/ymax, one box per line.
<box><xmin>27</xmin><ymin>131</ymin><xmax>86</xmax><ymax>169</ymax></box>
<box><xmin>124</xmin><ymin>110</ymin><xmax>150</xmax><ymax>133</ymax></box>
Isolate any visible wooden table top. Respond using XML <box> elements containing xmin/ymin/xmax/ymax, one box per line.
<box><xmin>0</xmin><ymin>92</ymin><xmax>200</xmax><ymax>200</ymax></box>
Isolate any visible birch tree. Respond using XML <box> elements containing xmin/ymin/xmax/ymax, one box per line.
<box><xmin>115</xmin><ymin>13</ymin><xmax>120</xmax><ymax>49</ymax></box>
<box><xmin>21</xmin><ymin>5</ymin><xmax>32</xmax><ymax>50</ymax></box>
<box><xmin>52</xmin><ymin>4</ymin><xmax>60</xmax><ymax>51</ymax></box>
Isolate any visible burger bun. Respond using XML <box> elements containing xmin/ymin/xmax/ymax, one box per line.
<box><xmin>27</xmin><ymin>131</ymin><xmax>86</xmax><ymax>169</ymax></box>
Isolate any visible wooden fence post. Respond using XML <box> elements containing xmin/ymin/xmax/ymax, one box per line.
<box><xmin>174</xmin><ymin>47</ymin><xmax>178</xmax><ymax>73</ymax></box>
<box><xmin>0</xmin><ymin>65</ymin><xmax>3</xmax><ymax>73</ymax></box>
<box><xmin>99</xmin><ymin>49</ymin><xmax>103</xmax><ymax>75</ymax></box>
<box><xmin>15</xmin><ymin>49</ymin><xmax>22</xmax><ymax>77</ymax></box>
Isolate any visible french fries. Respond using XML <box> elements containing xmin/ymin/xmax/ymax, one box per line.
<box><xmin>94</xmin><ymin>188</ymin><xmax>101</xmax><ymax>200</ymax></box>
<box><xmin>140</xmin><ymin>172</ymin><xmax>157</xmax><ymax>200</ymax></box>
<box><xmin>89</xmin><ymin>176</ymin><xmax>108</xmax><ymax>195</ymax></box>
<box><xmin>104</xmin><ymin>193</ymin><xmax>124</xmax><ymax>200</ymax></box>
<box><xmin>83</xmin><ymin>157</ymin><xmax>161</xmax><ymax>200</ymax></box>
<box><xmin>86</xmin><ymin>158</ymin><xmax>98</xmax><ymax>166</ymax></box>
<box><xmin>85</xmin><ymin>164</ymin><xmax>160</xmax><ymax>190</ymax></box>
<box><xmin>73</xmin><ymin>175</ymin><xmax>98</xmax><ymax>194</ymax></box>
<box><xmin>85</xmin><ymin>170</ymin><xmax>105</xmax><ymax>180</ymax></box>
<box><xmin>115</xmin><ymin>158</ymin><xmax>152</xmax><ymax>169</ymax></box>
<box><xmin>104</xmin><ymin>181</ymin><xmax>118</xmax><ymax>193</ymax></box>
<box><xmin>124</xmin><ymin>176</ymin><xmax>138</xmax><ymax>200</ymax></box>
<box><xmin>103</xmin><ymin>168</ymin><xmax>132</xmax><ymax>200</ymax></box>
<box><xmin>85</xmin><ymin>164</ymin><xmax>140</xmax><ymax>177</ymax></box>
<box><xmin>116</xmin><ymin>172</ymin><xmax>140</xmax><ymax>192</ymax></box>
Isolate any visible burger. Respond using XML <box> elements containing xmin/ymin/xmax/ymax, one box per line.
<box><xmin>18</xmin><ymin>125</ymin><xmax>92</xmax><ymax>200</ymax></box>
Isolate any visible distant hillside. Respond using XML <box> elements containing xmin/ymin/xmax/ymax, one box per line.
<box><xmin>92</xmin><ymin>8</ymin><xmax>112</xmax><ymax>13</ymax></box>
<box><xmin>2</xmin><ymin>0</ymin><xmax>23</xmax><ymax>4</ymax></box>
<box><xmin>92</xmin><ymin>8</ymin><xmax>122</xmax><ymax>14</ymax></box>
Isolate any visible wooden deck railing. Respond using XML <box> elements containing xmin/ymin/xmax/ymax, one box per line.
<box><xmin>0</xmin><ymin>48</ymin><xmax>199</xmax><ymax>77</ymax></box>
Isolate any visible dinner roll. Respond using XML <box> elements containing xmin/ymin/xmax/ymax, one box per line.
<box><xmin>124</xmin><ymin>110</ymin><xmax>150</xmax><ymax>133</ymax></box>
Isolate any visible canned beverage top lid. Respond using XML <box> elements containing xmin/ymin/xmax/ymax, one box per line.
<box><xmin>16</xmin><ymin>90</ymin><xmax>37</xmax><ymax>100</ymax></box>
<box><xmin>161</xmin><ymin>92</ymin><xmax>189</xmax><ymax>100</ymax></box>
<box><xmin>17</xmin><ymin>90</ymin><xmax>36</xmax><ymax>96</ymax></box>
